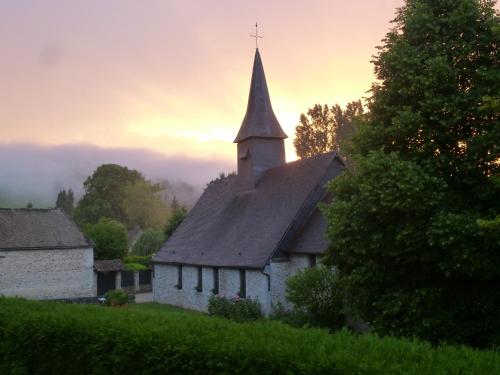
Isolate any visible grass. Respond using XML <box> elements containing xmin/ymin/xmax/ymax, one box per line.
<box><xmin>127</xmin><ymin>302</ymin><xmax>203</xmax><ymax>315</ymax></box>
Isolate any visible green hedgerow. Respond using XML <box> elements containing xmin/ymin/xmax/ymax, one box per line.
<box><xmin>0</xmin><ymin>298</ymin><xmax>499</xmax><ymax>374</ymax></box>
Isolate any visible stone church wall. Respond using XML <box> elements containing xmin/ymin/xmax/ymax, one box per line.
<box><xmin>0</xmin><ymin>248</ymin><xmax>95</xmax><ymax>299</ymax></box>
<box><xmin>153</xmin><ymin>264</ymin><xmax>272</xmax><ymax>314</ymax></box>
<box><xmin>269</xmin><ymin>254</ymin><xmax>313</xmax><ymax>310</ymax></box>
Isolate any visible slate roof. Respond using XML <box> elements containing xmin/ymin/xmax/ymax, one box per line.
<box><xmin>153</xmin><ymin>152</ymin><xmax>344</xmax><ymax>269</ymax></box>
<box><xmin>94</xmin><ymin>259</ymin><xmax>123</xmax><ymax>272</ymax></box>
<box><xmin>286</xmin><ymin>208</ymin><xmax>329</xmax><ymax>255</ymax></box>
<box><xmin>234</xmin><ymin>49</ymin><xmax>287</xmax><ymax>143</ymax></box>
<box><xmin>0</xmin><ymin>208</ymin><xmax>93</xmax><ymax>250</ymax></box>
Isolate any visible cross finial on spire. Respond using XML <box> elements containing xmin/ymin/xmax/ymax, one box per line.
<box><xmin>250</xmin><ymin>22</ymin><xmax>263</xmax><ymax>49</ymax></box>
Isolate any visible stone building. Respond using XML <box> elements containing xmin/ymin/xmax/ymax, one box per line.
<box><xmin>0</xmin><ymin>208</ymin><xmax>95</xmax><ymax>299</ymax></box>
<box><xmin>152</xmin><ymin>48</ymin><xmax>344</xmax><ymax>314</ymax></box>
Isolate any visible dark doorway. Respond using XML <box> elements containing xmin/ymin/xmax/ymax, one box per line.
<box><xmin>121</xmin><ymin>271</ymin><xmax>134</xmax><ymax>287</ymax></box>
<box><xmin>97</xmin><ymin>272</ymin><xmax>116</xmax><ymax>296</ymax></box>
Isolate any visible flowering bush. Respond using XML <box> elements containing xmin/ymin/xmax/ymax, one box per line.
<box><xmin>208</xmin><ymin>294</ymin><xmax>262</xmax><ymax>322</ymax></box>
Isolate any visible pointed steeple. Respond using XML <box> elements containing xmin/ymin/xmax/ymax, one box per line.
<box><xmin>234</xmin><ymin>49</ymin><xmax>287</xmax><ymax>143</ymax></box>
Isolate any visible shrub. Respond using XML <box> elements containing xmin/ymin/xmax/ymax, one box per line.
<box><xmin>131</xmin><ymin>229</ymin><xmax>165</xmax><ymax>256</ymax></box>
<box><xmin>286</xmin><ymin>265</ymin><xmax>344</xmax><ymax>330</ymax></box>
<box><xmin>104</xmin><ymin>289</ymin><xmax>129</xmax><ymax>307</ymax></box>
<box><xmin>124</xmin><ymin>255</ymin><xmax>152</xmax><ymax>267</ymax></box>
<box><xmin>208</xmin><ymin>295</ymin><xmax>263</xmax><ymax>322</ymax></box>
<box><xmin>1</xmin><ymin>297</ymin><xmax>499</xmax><ymax>375</ymax></box>
<box><xmin>123</xmin><ymin>262</ymin><xmax>147</xmax><ymax>272</ymax></box>
<box><xmin>270</xmin><ymin>302</ymin><xmax>310</xmax><ymax>328</ymax></box>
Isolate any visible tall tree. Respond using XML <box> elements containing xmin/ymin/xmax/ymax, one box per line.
<box><xmin>74</xmin><ymin>164</ymin><xmax>144</xmax><ymax>226</ymax></box>
<box><xmin>164</xmin><ymin>197</ymin><xmax>187</xmax><ymax>238</ymax></box>
<box><xmin>131</xmin><ymin>228</ymin><xmax>166</xmax><ymax>256</ymax></box>
<box><xmin>293</xmin><ymin>100</ymin><xmax>364</xmax><ymax>159</ymax></box>
<box><xmin>56</xmin><ymin>189</ymin><xmax>74</xmax><ymax>216</ymax></box>
<box><xmin>323</xmin><ymin>0</ymin><xmax>499</xmax><ymax>347</ymax></box>
<box><xmin>122</xmin><ymin>180</ymin><xmax>170</xmax><ymax>230</ymax></box>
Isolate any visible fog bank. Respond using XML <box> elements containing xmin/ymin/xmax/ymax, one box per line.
<box><xmin>0</xmin><ymin>143</ymin><xmax>234</xmax><ymax>208</ymax></box>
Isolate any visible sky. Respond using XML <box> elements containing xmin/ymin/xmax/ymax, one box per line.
<box><xmin>0</xmin><ymin>0</ymin><xmax>404</xmax><ymax>206</ymax></box>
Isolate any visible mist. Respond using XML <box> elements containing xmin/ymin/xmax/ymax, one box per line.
<box><xmin>0</xmin><ymin>143</ymin><xmax>234</xmax><ymax>208</ymax></box>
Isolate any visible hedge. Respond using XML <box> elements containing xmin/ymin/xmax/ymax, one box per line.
<box><xmin>0</xmin><ymin>298</ymin><xmax>498</xmax><ymax>375</ymax></box>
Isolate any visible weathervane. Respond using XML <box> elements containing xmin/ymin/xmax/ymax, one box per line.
<box><xmin>250</xmin><ymin>22</ymin><xmax>263</xmax><ymax>49</ymax></box>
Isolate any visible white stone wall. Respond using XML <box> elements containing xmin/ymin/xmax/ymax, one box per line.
<box><xmin>0</xmin><ymin>247</ymin><xmax>95</xmax><ymax>299</ymax></box>
<box><xmin>269</xmin><ymin>254</ymin><xmax>312</xmax><ymax>310</ymax></box>
<box><xmin>153</xmin><ymin>255</ymin><xmax>316</xmax><ymax>315</ymax></box>
<box><xmin>153</xmin><ymin>264</ymin><xmax>272</xmax><ymax>314</ymax></box>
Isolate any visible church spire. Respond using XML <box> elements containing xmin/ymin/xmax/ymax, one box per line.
<box><xmin>234</xmin><ymin>49</ymin><xmax>287</xmax><ymax>143</ymax></box>
<box><xmin>235</xmin><ymin>46</ymin><xmax>287</xmax><ymax>191</ymax></box>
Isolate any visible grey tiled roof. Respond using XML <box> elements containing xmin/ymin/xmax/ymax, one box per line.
<box><xmin>0</xmin><ymin>209</ymin><xmax>93</xmax><ymax>250</ymax></box>
<box><xmin>94</xmin><ymin>259</ymin><xmax>123</xmax><ymax>272</ymax></box>
<box><xmin>286</xmin><ymin>208</ymin><xmax>329</xmax><ymax>255</ymax></box>
<box><xmin>153</xmin><ymin>152</ymin><xmax>344</xmax><ymax>269</ymax></box>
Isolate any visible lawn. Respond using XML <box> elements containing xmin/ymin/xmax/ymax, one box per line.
<box><xmin>128</xmin><ymin>301</ymin><xmax>203</xmax><ymax>315</ymax></box>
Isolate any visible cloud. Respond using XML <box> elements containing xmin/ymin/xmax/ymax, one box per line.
<box><xmin>0</xmin><ymin>143</ymin><xmax>234</xmax><ymax>208</ymax></box>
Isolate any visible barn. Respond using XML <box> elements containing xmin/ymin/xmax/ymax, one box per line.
<box><xmin>0</xmin><ymin>208</ymin><xmax>95</xmax><ymax>300</ymax></box>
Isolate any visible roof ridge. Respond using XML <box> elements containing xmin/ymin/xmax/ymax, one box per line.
<box><xmin>263</xmin><ymin>151</ymin><xmax>338</xmax><ymax>174</ymax></box>
<box><xmin>0</xmin><ymin>208</ymin><xmax>58</xmax><ymax>211</ymax></box>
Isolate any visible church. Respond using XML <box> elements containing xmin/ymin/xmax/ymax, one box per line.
<box><xmin>152</xmin><ymin>48</ymin><xmax>345</xmax><ymax>314</ymax></box>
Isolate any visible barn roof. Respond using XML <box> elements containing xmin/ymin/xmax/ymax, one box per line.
<box><xmin>94</xmin><ymin>259</ymin><xmax>123</xmax><ymax>272</ymax></box>
<box><xmin>153</xmin><ymin>152</ymin><xmax>344</xmax><ymax>269</ymax></box>
<box><xmin>0</xmin><ymin>209</ymin><xmax>93</xmax><ymax>250</ymax></box>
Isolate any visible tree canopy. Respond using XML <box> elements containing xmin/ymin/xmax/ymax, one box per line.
<box><xmin>74</xmin><ymin>164</ymin><xmax>143</xmax><ymax>226</ymax></box>
<box><xmin>323</xmin><ymin>0</ymin><xmax>499</xmax><ymax>347</ymax></box>
<box><xmin>122</xmin><ymin>181</ymin><xmax>169</xmax><ymax>230</ymax></box>
<box><xmin>74</xmin><ymin>164</ymin><xmax>170</xmax><ymax>229</ymax></box>
<box><xmin>131</xmin><ymin>228</ymin><xmax>166</xmax><ymax>256</ymax></box>
<box><xmin>83</xmin><ymin>218</ymin><xmax>128</xmax><ymax>260</ymax></box>
<box><xmin>294</xmin><ymin>101</ymin><xmax>364</xmax><ymax>159</ymax></box>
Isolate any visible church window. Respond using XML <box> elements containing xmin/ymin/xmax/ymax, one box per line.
<box><xmin>308</xmin><ymin>255</ymin><xmax>317</xmax><ymax>267</ymax></box>
<box><xmin>213</xmin><ymin>267</ymin><xmax>219</xmax><ymax>294</ymax></box>
<box><xmin>239</xmin><ymin>269</ymin><xmax>246</xmax><ymax>298</ymax></box>
<box><xmin>196</xmin><ymin>266</ymin><xmax>203</xmax><ymax>292</ymax></box>
<box><xmin>176</xmin><ymin>265</ymin><xmax>183</xmax><ymax>289</ymax></box>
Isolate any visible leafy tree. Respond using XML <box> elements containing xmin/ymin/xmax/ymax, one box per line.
<box><xmin>74</xmin><ymin>164</ymin><xmax>144</xmax><ymax>226</ymax></box>
<box><xmin>131</xmin><ymin>229</ymin><xmax>166</xmax><ymax>256</ymax></box>
<box><xmin>25</xmin><ymin>202</ymin><xmax>33</xmax><ymax>208</ymax></box>
<box><xmin>294</xmin><ymin>101</ymin><xmax>364</xmax><ymax>159</ymax></box>
<box><xmin>323</xmin><ymin>0</ymin><xmax>499</xmax><ymax>347</ymax></box>
<box><xmin>56</xmin><ymin>189</ymin><xmax>74</xmax><ymax>216</ymax></box>
<box><xmin>122</xmin><ymin>180</ymin><xmax>169</xmax><ymax>230</ymax></box>
<box><xmin>286</xmin><ymin>265</ymin><xmax>345</xmax><ymax>330</ymax></box>
<box><xmin>164</xmin><ymin>198</ymin><xmax>187</xmax><ymax>238</ymax></box>
<box><xmin>83</xmin><ymin>218</ymin><xmax>128</xmax><ymax>260</ymax></box>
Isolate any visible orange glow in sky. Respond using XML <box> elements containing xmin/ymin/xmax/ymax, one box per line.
<box><xmin>0</xmin><ymin>0</ymin><xmax>405</xmax><ymax>163</ymax></box>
